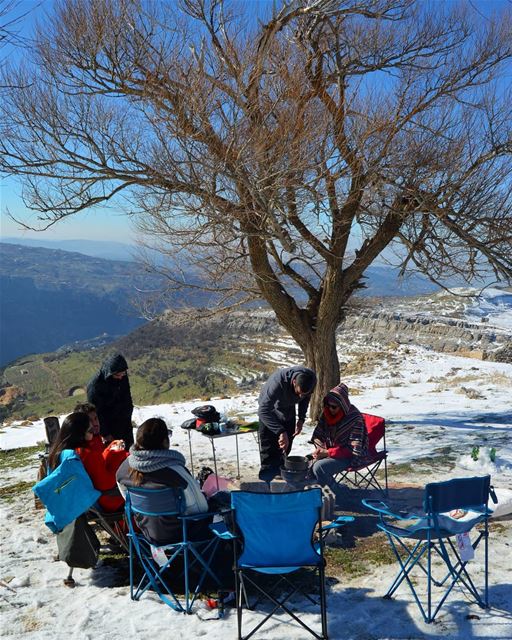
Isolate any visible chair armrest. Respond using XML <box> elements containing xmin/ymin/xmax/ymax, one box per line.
<box><xmin>362</xmin><ymin>499</ymin><xmax>420</xmax><ymax>521</ymax></box>
<box><xmin>320</xmin><ymin>515</ymin><xmax>354</xmax><ymax>532</ymax></box>
<box><xmin>209</xmin><ymin>521</ymin><xmax>237</xmax><ymax>540</ymax></box>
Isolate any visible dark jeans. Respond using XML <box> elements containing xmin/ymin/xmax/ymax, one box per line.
<box><xmin>258</xmin><ymin>419</ymin><xmax>294</xmax><ymax>482</ymax></box>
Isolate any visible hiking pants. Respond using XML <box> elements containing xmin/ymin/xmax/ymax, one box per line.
<box><xmin>258</xmin><ymin>419</ymin><xmax>294</xmax><ymax>482</ymax></box>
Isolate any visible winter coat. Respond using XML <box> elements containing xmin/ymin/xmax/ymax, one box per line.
<box><xmin>258</xmin><ymin>366</ymin><xmax>317</xmax><ymax>434</ymax></box>
<box><xmin>311</xmin><ymin>383</ymin><xmax>368</xmax><ymax>461</ymax></box>
<box><xmin>76</xmin><ymin>441</ymin><xmax>128</xmax><ymax>512</ymax></box>
<box><xmin>87</xmin><ymin>353</ymin><xmax>134</xmax><ymax>442</ymax></box>
<box><xmin>116</xmin><ymin>450</ymin><xmax>209</xmax><ymax>545</ymax></box>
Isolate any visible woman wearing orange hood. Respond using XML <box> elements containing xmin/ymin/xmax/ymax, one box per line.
<box><xmin>310</xmin><ymin>383</ymin><xmax>368</xmax><ymax>498</ymax></box>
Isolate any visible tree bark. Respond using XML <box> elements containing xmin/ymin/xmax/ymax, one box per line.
<box><xmin>284</xmin><ymin>316</ymin><xmax>342</xmax><ymax>422</ymax></box>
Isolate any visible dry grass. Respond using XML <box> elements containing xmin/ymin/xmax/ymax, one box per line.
<box><xmin>341</xmin><ymin>351</ymin><xmax>391</xmax><ymax>376</ymax></box>
<box><xmin>455</xmin><ymin>386</ymin><xmax>486</xmax><ymax>400</ymax></box>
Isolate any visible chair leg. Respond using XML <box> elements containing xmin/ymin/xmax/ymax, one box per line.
<box><xmin>183</xmin><ymin>544</ymin><xmax>190</xmax><ymax>614</ymax></box>
<box><xmin>129</xmin><ymin>537</ymin><xmax>134</xmax><ymax>600</ymax></box>
<box><xmin>319</xmin><ymin>563</ymin><xmax>328</xmax><ymax>639</ymax></box>
<box><xmin>484</xmin><ymin>518</ymin><xmax>489</xmax><ymax>608</ymax></box>
<box><xmin>383</xmin><ymin>454</ymin><xmax>389</xmax><ymax>496</ymax></box>
<box><xmin>427</xmin><ymin>537</ymin><xmax>432</xmax><ymax>623</ymax></box>
<box><xmin>236</xmin><ymin>570</ymin><xmax>243</xmax><ymax>640</ymax></box>
<box><xmin>385</xmin><ymin>538</ymin><xmax>427</xmax><ymax>598</ymax></box>
<box><xmin>385</xmin><ymin>530</ymin><xmax>490</xmax><ymax>624</ymax></box>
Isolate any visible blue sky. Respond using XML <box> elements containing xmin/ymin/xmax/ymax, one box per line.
<box><xmin>0</xmin><ymin>179</ymin><xmax>137</xmax><ymax>242</ymax></box>
<box><xmin>0</xmin><ymin>0</ymin><xmax>138</xmax><ymax>242</ymax></box>
<box><xmin>1</xmin><ymin>0</ymin><xmax>511</xmax><ymax>245</ymax></box>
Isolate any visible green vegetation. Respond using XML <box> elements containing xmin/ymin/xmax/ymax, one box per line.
<box><xmin>0</xmin><ymin>480</ymin><xmax>34</xmax><ymax>503</ymax></box>
<box><xmin>1</xmin><ymin>320</ymin><xmax>275</xmax><ymax>421</ymax></box>
<box><xmin>0</xmin><ymin>445</ymin><xmax>41</xmax><ymax>471</ymax></box>
<box><xmin>325</xmin><ymin>534</ymin><xmax>395</xmax><ymax>578</ymax></box>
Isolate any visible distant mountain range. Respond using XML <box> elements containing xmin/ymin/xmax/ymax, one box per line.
<box><xmin>0</xmin><ymin>243</ymin><xmax>155</xmax><ymax>366</ymax></box>
<box><xmin>1</xmin><ymin>237</ymin><xmax>136</xmax><ymax>261</ymax></box>
<box><xmin>0</xmin><ymin>239</ymin><xmax>450</xmax><ymax>367</ymax></box>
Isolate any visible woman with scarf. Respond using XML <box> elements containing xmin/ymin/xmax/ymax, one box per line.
<box><xmin>48</xmin><ymin>412</ymin><xmax>128</xmax><ymax>513</ymax></box>
<box><xmin>310</xmin><ymin>383</ymin><xmax>368</xmax><ymax>498</ymax></box>
<box><xmin>116</xmin><ymin>418</ymin><xmax>210</xmax><ymax>545</ymax></box>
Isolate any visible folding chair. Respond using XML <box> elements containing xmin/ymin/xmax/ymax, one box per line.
<box><xmin>363</xmin><ymin>475</ymin><xmax>496</xmax><ymax>623</ymax></box>
<box><xmin>211</xmin><ymin>488</ymin><xmax>353</xmax><ymax>640</ymax></box>
<box><xmin>36</xmin><ymin>416</ymin><xmax>62</xmax><ymax>487</ymax></box>
<box><xmin>86</xmin><ymin>491</ymin><xmax>128</xmax><ymax>552</ymax></box>
<box><xmin>125</xmin><ymin>486</ymin><xmax>221</xmax><ymax>613</ymax></box>
<box><xmin>44</xmin><ymin>416</ymin><xmax>61</xmax><ymax>447</ymax></box>
<box><xmin>36</xmin><ymin>416</ymin><xmax>67</xmax><ymax>510</ymax></box>
<box><xmin>334</xmin><ymin>413</ymin><xmax>388</xmax><ymax>495</ymax></box>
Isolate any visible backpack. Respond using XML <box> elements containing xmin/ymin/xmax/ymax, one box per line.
<box><xmin>191</xmin><ymin>405</ymin><xmax>221</xmax><ymax>423</ymax></box>
<box><xmin>32</xmin><ymin>450</ymin><xmax>101</xmax><ymax>533</ymax></box>
<box><xmin>180</xmin><ymin>418</ymin><xmax>197</xmax><ymax>430</ymax></box>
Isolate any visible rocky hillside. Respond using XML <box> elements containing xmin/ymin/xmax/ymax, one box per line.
<box><xmin>341</xmin><ymin>292</ymin><xmax>512</xmax><ymax>362</ymax></box>
<box><xmin>207</xmin><ymin>288</ymin><xmax>512</xmax><ymax>362</ymax></box>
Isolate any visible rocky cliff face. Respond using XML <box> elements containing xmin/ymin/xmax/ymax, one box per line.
<box><xmin>340</xmin><ymin>308</ymin><xmax>510</xmax><ymax>361</ymax></box>
<box><xmin>215</xmin><ymin>297</ymin><xmax>511</xmax><ymax>363</ymax></box>
<box><xmin>156</xmin><ymin>287</ymin><xmax>511</xmax><ymax>364</ymax></box>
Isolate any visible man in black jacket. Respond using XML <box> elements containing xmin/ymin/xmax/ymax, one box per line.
<box><xmin>87</xmin><ymin>353</ymin><xmax>134</xmax><ymax>448</ymax></box>
<box><xmin>257</xmin><ymin>365</ymin><xmax>317</xmax><ymax>482</ymax></box>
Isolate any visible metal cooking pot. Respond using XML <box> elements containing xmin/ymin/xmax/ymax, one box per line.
<box><xmin>280</xmin><ymin>467</ymin><xmax>308</xmax><ymax>484</ymax></box>
<box><xmin>284</xmin><ymin>455</ymin><xmax>309</xmax><ymax>471</ymax></box>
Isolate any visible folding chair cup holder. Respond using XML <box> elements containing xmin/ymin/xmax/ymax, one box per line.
<box><xmin>125</xmin><ymin>486</ymin><xmax>222</xmax><ymax>614</ymax></box>
<box><xmin>363</xmin><ymin>475</ymin><xmax>496</xmax><ymax>624</ymax></box>
<box><xmin>211</xmin><ymin>488</ymin><xmax>353</xmax><ymax>640</ymax></box>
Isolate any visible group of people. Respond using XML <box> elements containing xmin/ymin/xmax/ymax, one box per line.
<box><xmin>257</xmin><ymin>365</ymin><xmax>368</xmax><ymax>499</ymax></box>
<box><xmin>47</xmin><ymin>353</ymin><xmax>213</xmax><ymax>548</ymax></box>
<box><xmin>47</xmin><ymin>353</ymin><xmax>369</xmax><ymax>550</ymax></box>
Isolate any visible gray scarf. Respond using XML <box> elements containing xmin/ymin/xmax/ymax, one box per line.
<box><xmin>128</xmin><ymin>447</ymin><xmax>186</xmax><ymax>473</ymax></box>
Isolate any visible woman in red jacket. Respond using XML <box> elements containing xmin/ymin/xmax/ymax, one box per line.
<box><xmin>48</xmin><ymin>412</ymin><xmax>128</xmax><ymax>512</ymax></box>
<box><xmin>310</xmin><ymin>384</ymin><xmax>368</xmax><ymax>499</ymax></box>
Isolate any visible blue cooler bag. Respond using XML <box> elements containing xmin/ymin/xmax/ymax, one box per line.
<box><xmin>33</xmin><ymin>449</ymin><xmax>101</xmax><ymax>533</ymax></box>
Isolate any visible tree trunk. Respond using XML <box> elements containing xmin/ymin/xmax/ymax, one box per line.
<box><xmin>297</xmin><ymin>324</ymin><xmax>341</xmax><ymax>422</ymax></box>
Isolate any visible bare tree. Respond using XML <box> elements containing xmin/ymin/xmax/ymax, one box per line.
<box><xmin>0</xmin><ymin>0</ymin><xmax>38</xmax><ymax>78</ymax></box>
<box><xmin>1</xmin><ymin>0</ymin><xmax>511</xmax><ymax>414</ymax></box>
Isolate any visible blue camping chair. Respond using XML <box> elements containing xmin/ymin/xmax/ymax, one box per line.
<box><xmin>211</xmin><ymin>488</ymin><xmax>353</xmax><ymax>640</ymax></box>
<box><xmin>363</xmin><ymin>475</ymin><xmax>496</xmax><ymax>623</ymax></box>
<box><xmin>125</xmin><ymin>486</ymin><xmax>221</xmax><ymax>614</ymax></box>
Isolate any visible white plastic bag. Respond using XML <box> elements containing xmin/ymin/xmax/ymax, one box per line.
<box><xmin>456</xmin><ymin>532</ymin><xmax>474</xmax><ymax>562</ymax></box>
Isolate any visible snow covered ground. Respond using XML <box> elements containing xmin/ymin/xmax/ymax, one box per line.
<box><xmin>1</xmin><ymin>342</ymin><xmax>512</xmax><ymax>639</ymax></box>
<box><xmin>462</xmin><ymin>287</ymin><xmax>512</xmax><ymax>330</ymax></box>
